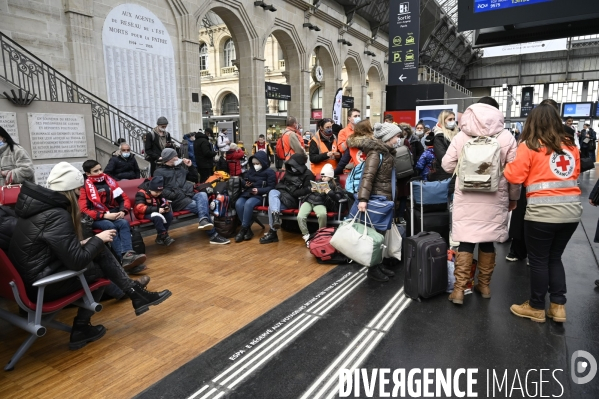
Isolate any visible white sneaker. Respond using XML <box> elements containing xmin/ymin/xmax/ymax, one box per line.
<box><xmin>303</xmin><ymin>234</ymin><xmax>310</xmax><ymax>248</ymax></box>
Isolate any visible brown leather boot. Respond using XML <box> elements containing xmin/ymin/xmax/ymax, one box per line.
<box><xmin>474</xmin><ymin>250</ymin><xmax>495</xmax><ymax>299</ymax></box>
<box><xmin>547</xmin><ymin>303</ymin><xmax>566</xmax><ymax>323</ymax></box>
<box><xmin>448</xmin><ymin>251</ymin><xmax>473</xmax><ymax>305</ymax></box>
<box><xmin>510</xmin><ymin>301</ymin><xmax>546</xmax><ymax>323</ymax></box>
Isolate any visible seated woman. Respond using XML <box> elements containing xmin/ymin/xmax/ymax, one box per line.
<box><xmin>134</xmin><ymin>176</ymin><xmax>175</xmax><ymax>246</ymax></box>
<box><xmin>78</xmin><ymin>160</ymin><xmax>146</xmax><ymax>269</ymax></box>
<box><xmin>297</xmin><ymin>163</ymin><xmax>344</xmax><ymax>245</ymax></box>
<box><xmin>8</xmin><ymin>162</ymin><xmax>171</xmax><ymax>350</ymax></box>
<box><xmin>234</xmin><ymin>151</ymin><xmax>276</xmax><ymax>242</ymax></box>
<box><xmin>0</xmin><ymin>125</ymin><xmax>35</xmax><ymax>186</ymax></box>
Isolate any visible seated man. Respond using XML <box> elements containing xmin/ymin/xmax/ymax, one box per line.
<box><xmin>154</xmin><ymin>148</ymin><xmax>230</xmax><ymax>245</ymax></box>
<box><xmin>260</xmin><ymin>154</ymin><xmax>315</xmax><ymax>244</ymax></box>
<box><xmin>79</xmin><ymin>160</ymin><xmax>146</xmax><ymax>269</ymax></box>
<box><xmin>104</xmin><ymin>142</ymin><xmax>141</xmax><ymax>181</ymax></box>
<box><xmin>134</xmin><ymin>176</ymin><xmax>175</xmax><ymax>246</ymax></box>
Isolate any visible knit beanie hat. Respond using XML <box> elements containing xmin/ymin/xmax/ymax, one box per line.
<box><xmin>373</xmin><ymin>122</ymin><xmax>401</xmax><ymax>143</ymax></box>
<box><xmin>161</xmin><ymin>148</ymin><xmax>177</xmax><ymax>163</ymax></box>
<box><xmin>424</xmin><ymin>133</ymin><xmax>435</xmax><ymax>147</ymax></box>
<box><xmin>157</xmin><ymin>116</ymin><xmax>168</xmax><ymax>126</ymax></box>
<box><xmin>320</xmin><ymin>163</ymin><xmax>334</xmax><ymax>178</ymax></box>
<box><xmin>47</xmin><ymin>162</ymin><xmax>84</xmax><ymax>191</ymax></box>
<box><xmin>149</xmin><ymin>176</ymin><xmax>164</xmax><ymax>191</ymax></box>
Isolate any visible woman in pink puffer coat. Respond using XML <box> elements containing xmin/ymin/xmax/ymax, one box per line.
<box><xmin>442</xmin><ymin>98</ymin><xmax>521</xmax><ymax>305</ymax></box>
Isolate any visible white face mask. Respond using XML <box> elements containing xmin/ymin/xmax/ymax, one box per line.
<box><xmin>253</xmin><ymin>164</ymin><xmax>262</xmax><ymax>171</ymax></box>
<box><xmin>446</xmin><ymin>121</ymin><xmax>456</xmax><ymax>130</ymax></box>
<box><xmin>174</xmin><ymin>159</ymin><xmax>183</xmax><ymax>166</ymax></box>
<box><xmin>159</xmin><ymin>127</ymin><xmax>166</xmax><ymax>133</ymax></box>
<box><xmin>353</xmin><ymin>116</ymin><xmax>361</xmax><ymax>124</ymax></box>
<box><xmin>393</xmin><ymin>141</ymin><xmax>402</xmax><ymax>148</ymax></box>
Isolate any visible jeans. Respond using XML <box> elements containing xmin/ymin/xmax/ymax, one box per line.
<box><xmin>235</xmin><ymin>196</ymin><xmax>262</xmax><ymax>228</ymax></box>
<box><xmin>458</xmin><ymin>242</ymin><xmax>495</xmax><ymax>254</ymax></box>
<box><xmin>151</xmin><ymin>211</ymin><xmax>173</xmax><ymax>234</ymax></box>
<box><xmin>184</xmin><ymin>192</ymin><xmax>217</xmax><ymax>236</ymax></box>
<box><xmin>297</xmin><ymin>203</ymin><xmax>327</xmax><ymax>235</ymax></box>
<box><xmin>267</xmin><ymin>190</ymin><xmax>287</xmax><ymax>229</ymax></box>
<box><xmin>92</xmin><ymin>218</ymin><xmax>133</xmax><ymax>258</ymax></box>
<box><xmin>525</xmin><ymin>220</ymin><xmax>578</xmax><ymax>309</ymax></box>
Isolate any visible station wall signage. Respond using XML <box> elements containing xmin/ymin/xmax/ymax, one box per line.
<box><xmin>388</xmin><ymin>0</ymin><xmax>420</xmax><ymax>86</ymax></box>
<box><xmin>265</xmin><ymin>82</ymin><xmax>291</xmax><ymax>101</ymax></box>
<box><xmin>342</xmin><ymin>96</ymin><xmax>354</xmax><ymax>109</ymax></box>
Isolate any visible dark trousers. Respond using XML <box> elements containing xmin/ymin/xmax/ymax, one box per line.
<box><xmin>151</xmin><ymin>211</ymin><xmax>173</xmax><ymax>234</ymax></box>
<box><xmin>510</xmin><ymin>238</ymin><xmax>528</xmax><ymax>259</ymax></box>
<box><xmin>198</xmin><ymin>168</ymin><xmax>213</xmax><ymax>183</ymax></box>
<box><xmin>31</xmin><ymin>246</ymin><xmax>135</xmax><ymax>319</ymax></box>
<box><xmin>459</xmin><ymin>241</ymin><xmax>495</xmax><ymax>254</ymax></box>
<box><xmin>581</xmin><ymin>146</ymin><xmax>590</xmax><ymax>159</ymax></box>
<box><xmin>524</xmin><ymin>220</ymin><xmax>578</xmax><ymax>309</ymax></box>
<box><xmin>594</xmin><ymin>218</ymin><xmax>599</xmax><ymax>243</ymax></box>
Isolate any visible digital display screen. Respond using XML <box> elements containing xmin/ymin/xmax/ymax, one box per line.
<box><xmin>562</xmin><ymin>102</ymin><xmax>592</xmax><ymax>118</ymax></box>
<box><xmin>474</xmin><ymin>0</ymin><xmax>553</xmax><ymax>14</ymax></box>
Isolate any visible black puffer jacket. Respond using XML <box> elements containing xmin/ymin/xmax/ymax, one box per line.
<box><xmin>347</xmin><ymin>135</ymin><xmax>395</xmax><ymax>202</ymax></box>
<box><xmin>241</xmin><ymin>151</ymin><xmax>276</xmax><ymax>199</ymax></box>
<box><xmin>104</xmin><ymin>153</ymin><xmax>141</xmax><ymax>180</ymax></box>
<box><xmin>153</xmin><ymin>163</ymin><xmax>198</xmax><ymax>211</ymax></box>
<box><xmin>8</xmin><ymin>181</ymin><xmax>105</xmax><ymax>289</ymax></box>
<box><xmin>429</xmin><ymin>129</ymin><xmax>456</xmax><ymax>195</ymax></box>
<box><xmin>276</xmin><ymin>154</ymin><xmax>315</xmax><ymax>209</ymax></box>
<box><xmin>304</xmin><ymin>179</ymin><xmax>345</xmax><ymax>211</ymax></box>
<box><xmin>194</xmin><ymin>132</ymin><xmax>217</xmax><ymax>169</ymax></box>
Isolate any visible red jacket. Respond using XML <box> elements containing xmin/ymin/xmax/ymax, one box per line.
<box><xmin>79</xmin><ymin>180</ymin><xmax>131</xmax><ymax>220</ymax></box>
<box><xmin>226</xmin><ymin>148</ymin><xmax>245</xmax><ymax>176</ymax></box>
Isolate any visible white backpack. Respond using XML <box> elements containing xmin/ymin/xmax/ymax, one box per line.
<box><xmin>455</xmin><ymin>132</ymin><xmax>503</xmax><ymax>192</ymax></box>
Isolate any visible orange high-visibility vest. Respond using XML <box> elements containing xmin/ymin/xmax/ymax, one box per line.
<box><xmin>504</xmin><ymin>142</ymin><xmax>581</xmax><ymax>203</ymax></box>
<box><xmin>310</xmin><ymin>135</ymin><xmax>338</xmax><ymax>175</ymax></box>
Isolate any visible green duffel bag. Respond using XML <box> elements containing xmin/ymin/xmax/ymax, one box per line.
<box><xmin>330</xmin><ymin>211</ymin><xmax>385</xmax><ymax>267</ymax></box>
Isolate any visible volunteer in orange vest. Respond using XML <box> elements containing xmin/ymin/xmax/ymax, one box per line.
<box><xmin>309</xmin><ymin>118</ymin><xmax>340</xmax><ymax>175</ymax></box>
<box><xmin>281</xmin><ymin>116</ymin><xmax>305</xmax><ymax>161</ymax></box>
<box><xmin>505</xmin><ymin>103</ymin><xmax>582</xmax><ymax>324</ymax></box>
<box><xmin>338</xmin><ymin>108</ymin><xmax>361</xmax><ymax>161</ymax></box>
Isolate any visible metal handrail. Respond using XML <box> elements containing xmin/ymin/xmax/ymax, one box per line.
<box><xmin>0</xmin><ymin>32</ymin><xmax>181</xmax><ymax>159</ymax></box>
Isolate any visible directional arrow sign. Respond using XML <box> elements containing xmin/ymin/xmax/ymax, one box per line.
<box><xmin>399</xmin><ymin>74</ymin><xmax>406</xmax><ymax>82</ymax></box>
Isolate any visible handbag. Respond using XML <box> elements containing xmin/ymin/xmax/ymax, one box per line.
<box><xmin>330</xmin><ymin>211</ymin><xmax>385</xmax><ymax>267</ymax></box>
<box><xmin>0</xmin><ymin>173</ymin><xmax>21</xmax><ymax>206</ymax></box>
<box><xmin>382</xmin><ymin>223</ymin><xmax>404</xmax><ymax>261</ymax></box>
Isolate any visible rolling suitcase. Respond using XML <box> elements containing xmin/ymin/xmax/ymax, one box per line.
<box><xmin>403</xmin><ymin>179</ymin><xmax>448</xmax><ymax>301</ymax></box>
<box><xmin>406</xmin><ymin>208</ymin><xmax>450</xmax><ymax>245</ymax></box>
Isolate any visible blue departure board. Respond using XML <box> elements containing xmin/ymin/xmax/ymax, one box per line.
<box><xmin>474</xmin><ymin>0</ymin><xmax>553</xmax><ymax>13</ymax></box>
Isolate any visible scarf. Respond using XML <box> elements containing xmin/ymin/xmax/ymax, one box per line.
<box><xmin>84</xmin><ymin>173</ymin><xmax>121</xmax><ymax>212</ymax></box>
<box><xmin>256</xmin><ymin>141</ymin><xmax>267</xmax><ymax>151</ymax></box>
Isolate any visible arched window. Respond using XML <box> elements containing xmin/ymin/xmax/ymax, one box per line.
<box><xmin>221</xmin><ymin>93</ymin><xmax>239</xmax><ymax>115</ymax></box>
<box><xmin>311</xmin><ymin>87</ymin><xmax>323</xmax><ymax>110</ymax></box>
<box><xmin>224</xmin><ymin>39</ymin><xmax>236</xmax><ymax>67</ymax></box>
<box><xmin>199</xmin><ymin>43</ymin><xmax>208</xmax><ymax>71</ymax></box>
<box><xmin>202</xmin><ymin>95</ymin><xmax>212</xmax><ymax>115</ymax></box>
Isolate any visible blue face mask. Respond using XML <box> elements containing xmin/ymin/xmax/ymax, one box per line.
<box><xmin>0</xmin><ymin>141</ymin><xmax>5</xmax><ymax>148</ymax></box>
<box><xmin>353</xmin><ymin>117</ymin><xmax>361</xmax><ymax>124</ymax></box>
<box><xmin>122</xmin><ymin>152</ymin><xmax>130</xmax><ymax>158</ymax></box>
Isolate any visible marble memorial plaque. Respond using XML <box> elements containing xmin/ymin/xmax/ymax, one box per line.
<box><xmin>102</xmin><ymin>3</ymin><xmax>180</xmax><ymax>139</ymax></box>
<box><xmin>0</xmin><ymin>112</ymin><xmax>19</xmax><ymax>142</ymax></box>
<box><xmin>28</xmin><ymin>113</ymin><xmax>87</xmax><ymax>159</ymax></box>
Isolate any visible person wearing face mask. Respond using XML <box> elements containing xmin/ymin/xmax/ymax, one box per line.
<box><xmin>309</xmin><ymin>118</ymin><xmax>341</xmax><ymax>175</ymax></box>
<box><xmin>79</xmin><ymin>160</ymin><xmax>147</xmax><ymax>269</ymax></box>
<box><xmin>104</xmin><ymin>142</ymin><xmax>141</xmax><ymax>181</ymax></box>
<box><xmin>0</xmin><ymin>125</ymin><xmax>34</xmax><ymax>187</ymax></box>
<box><xmin>338</xmin><ymin>108</ymin><xmax>362</xmax><ymax>155</ymax></box>
<box><xmin>429</xmin><ymin>111</ymin><xmax>459</xmax><ymax>192</ymax></box>
<box><xmin>260</xmin><ymin>154</ymin><xmax>315</xmax><ymax>244</ymax></box>
<box><xmin>145</xmin><ymin>116</ymin><xmax>175</xmax><ymax>175</ymax></box>
<box><xmin>154</xmin><ymin>148</ymin><xmax>230</xmax><ymax>244</ymax></box>
<box><xmin>234</xmin><ymin>151</ymin><xmax>276</xmax><ymax>242</ymax></box>
<box><xmin>347</xmin><ymin>122</ymin><xmax>399</xmax><ymax>282</ymax></box>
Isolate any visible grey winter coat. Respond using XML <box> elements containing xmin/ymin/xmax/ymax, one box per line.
<box><xmin>0</xmin><ymin>144</ymin><xmax>35</xmax><ymax>186</ymax></box>
<box><xmin>153</xmin><ymin>163</ymin><xmax>198</xmax><ymax>211</ymax></box>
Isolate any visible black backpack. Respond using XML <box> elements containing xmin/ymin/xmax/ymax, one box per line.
<box><xmin>131</xmin><ymin>229</ymin><xmax>146</xmax><ymax>254</ymax></box>
<box><xmin>227</xmin><ymin>176</ymin><xmax>242</xmax><ymax>207</ymax></box>
<box><xmin>215</xmin><ymin>156</ymin><xmax>230</xmax><ymax>174</ymax></box>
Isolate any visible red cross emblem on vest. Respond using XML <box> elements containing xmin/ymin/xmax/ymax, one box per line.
<box><xmin>556</xmin><ymin>156</ymin><xmax>570</xmax><ymax>172</ymax></box>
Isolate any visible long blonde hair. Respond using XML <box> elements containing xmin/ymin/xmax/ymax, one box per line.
<box><xmin>436</xmin><ymin>110</ymin><xmax>458</xmax><ymax>142</ymax></box>
<box><xmin>57</xmin><ymin>189</ymin><xmax>83</xmax><ymax>240</ymax></box>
